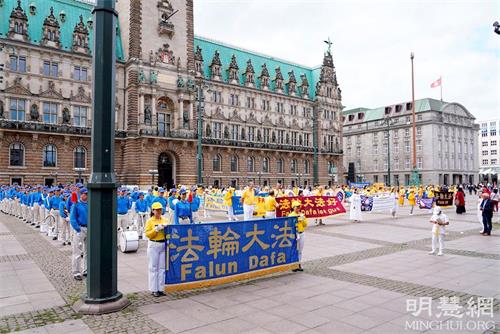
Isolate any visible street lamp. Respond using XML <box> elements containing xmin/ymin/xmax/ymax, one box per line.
<box><xmin>410</xmin><ymin>52</ymin><xmax>420</xmax><ymax>186</ymax></box>
<box><xmin>381</xmin><ymin>116</ymin><xmax>395</xmax><ymax>186</ymax></box>
<box><xmin>148</xmin><ymin>169</ymin><xmax>158</xmax><ymax>187</ymax></box>
<box><xmin>195</xmin><ymin>78</ymin><xmax>212</xmax><ymax>185</ymax></box>
<box><xmin>74</xmin><ymin>167</ymin><xmax>85</xmax><ymax>184</ymax></box>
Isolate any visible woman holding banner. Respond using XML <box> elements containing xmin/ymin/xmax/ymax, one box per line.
<box><xmin>145</xmin><ymin>202</ymin><xmax>168</xmax><ymax>297</ymax></box>
<box><xmin>289</xmin><ymin>200</ymin><xmax>307</xmax><ymax>272</ymax></box>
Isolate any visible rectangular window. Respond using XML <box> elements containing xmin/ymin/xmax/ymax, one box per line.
<box><xmin>277</xmin><ymin>130</ymin><xmax>284</xmax><ymax>144</ymax></box>
<box><xmin>482</xmin><ymin>141</ymin><xmax>489</xmax><ymax>147</ymax></box>
<box><xmin>231</xmin><ymin>124</ymin><xmax>239</xmax><ymax>141</ymax></box>
<box><xmin>304</xmin><ymin>133</ymin><xmax>310</xmax><ymax>147</ymax></box>
<box><xmin>43</xmin><ymin>102</ymin><xmax>58</xmax><ymax>124</ymax></box>
<box><xmin>417</xmin><ymin>126</ymin><xmax>422</xmax><ymax>136</ymax></box>
<box><xmin>491</xmin><ymin>150</ymin><xmax>498</xmax><ymax>155</ymax></box>
<box><xmin>292</xmin><ymin>132</ymin><xmax>298</xmax><ymax>146</ymax></box>
<box><xmin>275</xmin><ymin>102</ymin><xmax>283</xmax><ymax>112</ymax></box>
<box><xmin>373</xmin><ymin>145</ymin><xmax>378</xmax><ymax>154</ymax></box>
<box><xmin>491</xmin><ymin>140</ymin><xmax>497</xmax><ymax>146</ymax></box>
<box><xmin>405</xmin><ymin>158</ymin><xmax>410</xmax><ymax>169</ymax></box>
<box><xmin>230</xmin><ymin>94</ymin><xmax>239</xmax><ymax>106</ymax></box>
<box><xmin>405</xmin><ymin>128</ymin><xmax>410</xmax><ymax>137</ymax></box>
<box><xmin>482</xmin><ymin>150</ymin><xmax>488</xmax><ymax>155</ymax></box>
<box><xmin>212</xmin><ymin>91</ymin><xmax>222</xmax><ymax>103</ymax></box>
<box><xmin>73</xmin><ymin>106</ymin><xmax>88</xmax><ymax>127</ymax></box>
<box><xmin>417</xmin><ymin>139</ymin><xmax>423</xmax><ymax>152</ymax></box>
<box><xmin>405</xmin><ymin>140</ymin><xmax>410</xmax><ymax>153</ymax></box>
<box><xmin>491</xmin><ymin>129</ymin><xmax>497</xmax><ymax>136</ymax></box>
<box><xmin>491</xmin><ymin>159</ymin><xmax>498</xmax><ymax>165</ymax></box>
<box><xmin>482</xmin><ymin>159</ymin><xmax>488</xmax><ymax>165</ymax></box>
<box><xmin>74</xmin><ymin>66</ymin><xmax>88</xmax><ymax>81</ymax></box>
<box><xmin>9</xmin><ymin>98</ymin><xmax>26</xmax><ymax>121</ymax></box>
<box><xmin>9</xmin><ymin>55</ymin><xmax>26</xmax><ymax>72</ymax></box>
<box><xmin>43</xmin><ymin>61</ymin><xmax>58</xmax><ymax>77</ymax></box>
<box><xmin>213</xmin><ymin>122</ymin><xmax>222</xmax><ymax>139</ymax></box>
<box><xmin>246</xmin><ymin>97</ymin><xmax>255</xmax><ymax>109</ymax></box>
<box><xmin>417</xmin><ymin>114</ymin><xmax>423</xmax><ymax>121</ymax></box>
<box><xmin>263</xmin><ymin>128</ymin><xmax>270</xmax><ymax>143</ymax></box>
<box><xmin>157</xmin><ymin>113</ymin><xmax>171</xmax><ymax>136</ymax></box>
<box><xmin>248</xmin><ymin>127</ymin><xmax>255</xmax><ymax>142</ymax></box>
<box><xmin>417</xmin><ymin>157</ymin><xmax>423</xmax><ymax>169</ymax></box>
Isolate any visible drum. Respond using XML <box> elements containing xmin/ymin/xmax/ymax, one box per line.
<box><xmin>119</xmin><ymin>230</ymin><xmax>139</xmax><ymax>253</ymax></box>
<box><xmin>40</xmin><ymin>222</ymin><xmax>48</xmax><ymax>234</ymax></box>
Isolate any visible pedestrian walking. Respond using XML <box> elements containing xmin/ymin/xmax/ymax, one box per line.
<box><xmin>428</xmin><ymin>206</ymin><xmax>449</xmax><ymax>256</ymax></box>
<box><xmin>480</xmin><ymin>193</ymin><xmax>493</xmax><ymax>236</ymax></box>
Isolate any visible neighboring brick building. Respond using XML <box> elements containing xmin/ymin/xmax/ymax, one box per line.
<box><xmin>0</xmin><ymin>0</ymin><xmax>343</xmax><ymax>188</ymax></box>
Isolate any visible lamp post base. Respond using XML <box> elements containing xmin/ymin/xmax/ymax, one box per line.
<box><xmin>410</xmin><ymin>168</ymin><xmax>420</xmax><ymax>186</ymax></box>
<box><xmin>73</xmin><ymin>293</ymin><xmax>130</xmax><ymax>315</ymax></box>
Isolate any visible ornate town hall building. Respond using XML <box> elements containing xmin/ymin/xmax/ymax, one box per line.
<box><xmin>0</xmin><ymin>0</ymin><xmax>343</xmax><ymax>188</ymax></box>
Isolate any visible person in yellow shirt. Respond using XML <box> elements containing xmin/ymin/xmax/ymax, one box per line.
<box><xmin>241</xmin><ymin>181</ymin><xmax>256</xmax><ymax>221</ymax></box>
<box><xmin>224</xmin><ymin>187</ymin><xmax>238</xmax><ymax>221</ymax></box>
<box><xmin>398</xmin><ymin>187</ymin><xmax>406</xmax><ymax>206</ymax></box>
<box><xmin>145</xmin><ymin>202</ymin><xmax>169</xmax><ymax>297</ymax></box>
<box><xmin>408</xmin><ymin>189</ymin><xmax>416</xmax><ymax>215</ymax></box>
<box><xmin>264</xmin><ymin>190</ymin><xmax>279</xmax><ymax>218</ymax></box>
<box><xmin>288</xmin><ymin>200</ymin><xmax>307</xmax><ymax>272</ymax></box>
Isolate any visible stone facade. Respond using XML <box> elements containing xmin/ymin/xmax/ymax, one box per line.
<box><xmin>0</xmin><ymin>0</ymin><xmax>343</xmax><ymax>188</ymax></box>
<box><xmin>343</xmin><ymin>99</ymin><xmax>479</xmax><ymax>186</ymax></box>
<box><xmin>478</xmin><ymin>119</ymin><xmax>500</xmax><ymax>184</ymax></box>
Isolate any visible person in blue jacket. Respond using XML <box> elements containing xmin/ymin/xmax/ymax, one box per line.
<box><xmin>134</xmin><ymin>192</ymin><xmax>148</xmax><ymax>238</ymax></box>
<box><xmin>50</xmin><ymin>188</ymin><xmax>62</xmax><ymax>240</ymax></box>
<box><xmin>59</xmin><ymin>192</ymin><xmax>71</xmax><ymax>246</ymax></box>
<box><xmin>70</xmin><ymin>188</ymin><xmax>88</xmax><ymax>280</ymax></box>
<box><xmin>145</xmin><ymin>188</ymin><xmax>155</xmax><ymax>209</ymax></box>
<box><xmin>174</xmin><ymin>189</ymin><xmax>193</xmax><ymax>225</ymax></box>
<box><xmin>190</xmin><ymin>186</ymin><xmax>201</xmax><ymax>223</ymax></box>
<box><xmin>117</xmin><ymin>188</ymin><xmax>132</xmax><ymax>231</ymax></box>
<box><xmin>152</xmin><ymin>188</ymin><xmax>167</xmax><ymax>215</ymax></box>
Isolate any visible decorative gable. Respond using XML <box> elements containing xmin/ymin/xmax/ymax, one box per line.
<box><xmin>300</xmin><ymin>74</ymin><xmax>309</xmax><ymax>99</ymax></box>
<box><xmin>194</xmin><ymin>46</ymin><xmax>204</xmax><ymax>77</ymax></box>
<box><xmin>227</xmin><ymin>55</ymin><xmax>239</xmax><ymax>84</ymax></box>
<box><xmin>5</xmin><ymin>77</ymin><xmax>32</xmax><ymax>96</ymax></box>
<box><xmin>39</xmin><ymin>81</ymin><xmax>64</xmax><ymax>99</ymax></box>
<box><xmin>70</xmin><ymin>86</ymin><xmax>91</xmax><ymax>103</ymax></box>
<box><xmin>40</xmin><ymin>7</ymin><xmax>62</xmax><ymax>49</ymax></box>
<box><xmin>7</xmin><ymin>0</ymin><xmax>29</xmax><ymax>41</ymax></box>
<box><xmin>287</xmin><ymin>70</ymin><xmax>297</xmax><ymax>96</ymax></box>
<box><xmin>209</xmin><ymin>51</ymin><xmax>222</xmax><ymax>81</ymax></box>
<box><xmin>243</xmin><ymin>60</ymin><xmax>255</xmax><ymax>87</ymax></box>
<box><xmin>231</xmin><ymin>109</ymin><xmax>245</xmax><ymax>123</ymax></box>
<box><xmin>72</xmin><ymin>15</ymin><xmax>90</xmax><ymax>54</ymax></box>
<box><xmin>259</xmin><ymin>63</ymin><xmax>270</xmax><ymax>90</ymax></box>
<box><xmin>274</xmin><ymin>67</ymin><xmax>284</xmax><ymax>92</ymax></box>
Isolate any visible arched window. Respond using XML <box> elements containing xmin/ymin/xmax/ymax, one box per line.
<box><xmin>230</xmin><ymin>155</ymin><xmax>238</xmax><ymax>172</ymax></box>
<box><xmin>304</xmin><ymin>160</ymin><xmax>310</xmax><ymax>174</ymax></box>
<box><xmin>74</xmin><ymin>146</ymin><xmax>86</xmax><ymax>169</ymax></box>
<box><xmin>247</xmin><ymin>156</ymin><xmax>255</xmax><ymax>172</ymax></box>
<box><xmin>328</xmin><ymin>161</ymin><xmax>336</xmax><ymax>174</ymax></box>
<box><xmin>290</xmin><ymin>159</ymin><xmax>297</xmax><ymax>173</ymax></box>
<box><xmin>262</xmin><ymin>157</ymin><xmax>270</xmax><ymax>173</ymax></box>
<box><xmin>43</xmin><ymin>144</ymin><xmax>57</xmax><ymax>167</ymax></box>
<box><xmin>9</xmin><ymin>143</ymin><xmax>25</xmax><ymax>166</ymax></box>
<box><xmin>213</xmin><ymin>154</ymin><xmax>222</xmax><ymax>172</ymax></box>
<box><xmin>277</xmin><ymin>158</ymin><xmax>284</xmax><ymax>174</ymax></box>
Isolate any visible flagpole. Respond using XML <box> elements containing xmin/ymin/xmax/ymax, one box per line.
<box><xmin>440</xmin><ymin>76</ymin><xmax>443</xmax><ymax>102</ymax></box>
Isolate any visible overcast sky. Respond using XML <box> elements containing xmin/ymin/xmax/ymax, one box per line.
<box><xmin>194</xmin><ymin>0</ymin><xmax>499</xmax><ymax>121</ymax></box>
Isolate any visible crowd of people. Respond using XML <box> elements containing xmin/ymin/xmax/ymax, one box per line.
<box><xmin>0</xmin><ymin>181</ymin><xmax>497</xmax><ymax>295</ymax></box>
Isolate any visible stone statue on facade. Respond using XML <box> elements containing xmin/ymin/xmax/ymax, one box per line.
<box><xmin>30</xmin><ymin>104</ymin><xmax>39</xmax><ymax>121</ymax></box>
<box><xmin>150</xmin><ymin>71</ymin><xmax>158</xmax><ymax>84</ymax></box>
<box><xmin>138</xmin><ymin>70</ymin><xmax>146</xmax><ymax>83</ymax></box>
<box><xmin>62</xmin><ymin>107</ymin><xmax>71</xmax><ymax>124</ymax></box>
<box><xmin>205</xmin><ymin>124</ymin><xmax>211</xmax><ymax>137</ymax></box>
<box><xmin>176</xmin><ymin>77</ymin><xmax>185</xmax><ymax>88</ymax></box>
<box><xmin>224</xmin><ymin>126</ymin><xmax>229</xmax><ymax>139</ymax></box>
<box><xmin>183</xmin><ymin>111</ymin><xmax>189</xmax><ymax>128</ymax></box>
<box><xmin>0</xmin><ymin>101</ymin><xmax>4</xmax><ymax>118</ymax></box>
<box><xmin>144</xmin><ymin>105</ymin><xmax>152</xmax><ymax>124</ymax></box>
<box><xmin>186</xmin><ymin>79</ymin><xmax>195</xmax><ymax>90</ymax></box>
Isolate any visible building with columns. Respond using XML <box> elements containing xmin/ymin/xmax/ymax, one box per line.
<box><xmin>343</xmin><ymin>98</ymin><xmax>479</xmax><ymax>186</ymax></box>
<box><xmin>0</xmin><ymin>0</ymin><xmax>343</xmax><ymax>188</ymax></box>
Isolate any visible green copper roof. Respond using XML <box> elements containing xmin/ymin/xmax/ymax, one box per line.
<box><xmin>0</xmin><ymin>0</ymin><xmax>124</xmax><ymax>61</ymax></box>
<box><xmin>343</xmin><ymin>98</ymin><xmax>447</xmax><ymax>122</ymax></box>
<box><xmin>194</xmin><ymin>35</ymin><xmax>317</xmax><ymax>99</ymax></box>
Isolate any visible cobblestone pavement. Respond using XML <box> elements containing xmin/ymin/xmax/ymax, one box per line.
<box><xmin>0</xmin><ymin>200</ymin><xmax>499</xmax><ymax>333</ymax></box>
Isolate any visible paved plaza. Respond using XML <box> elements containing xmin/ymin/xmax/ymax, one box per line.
<box><xmin>0</xmin><ymin>198</ymin><xmax>499</xmax><ymax>333</ymax></box>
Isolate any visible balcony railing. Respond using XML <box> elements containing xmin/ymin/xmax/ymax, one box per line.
<box><xmin>0</xmin><ymin>119</ymin><xmax>127</xmax><ymax>138</ymax></box>
<box><xmin>201</xmin><ymin>137</ymin><xmax>316</xmax><ymax>153</ymax></box>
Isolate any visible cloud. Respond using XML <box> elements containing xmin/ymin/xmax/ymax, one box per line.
<box><xmin>194</xmin><ymin>0</ymin><xmax>500</xmax><ymax>120</ymax></box>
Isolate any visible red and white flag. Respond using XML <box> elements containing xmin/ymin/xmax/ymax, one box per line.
<box><xmin>430</xmin><ymin>77</ymin><xmax>442</xmax><ymax>88</ymax></box>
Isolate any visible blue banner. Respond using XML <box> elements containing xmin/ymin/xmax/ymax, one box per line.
<box><xmin>350</xmin><ymin>182</ymin><xmax>371</xmax><ymax>188</ymax></box>
<box><xmin>418</xmin><ymin>198</ymin><xmax>434</xmax><ymax>209</ymax></box>
<box><xmin>232</xmin><ymin>196</ymin><xmax>244</xmax><ymax>215</ymax></box>
<box><xmin>165</xmin><ymin>217</ymin><xmax>299</xmax><ymax>291</ymax></box>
